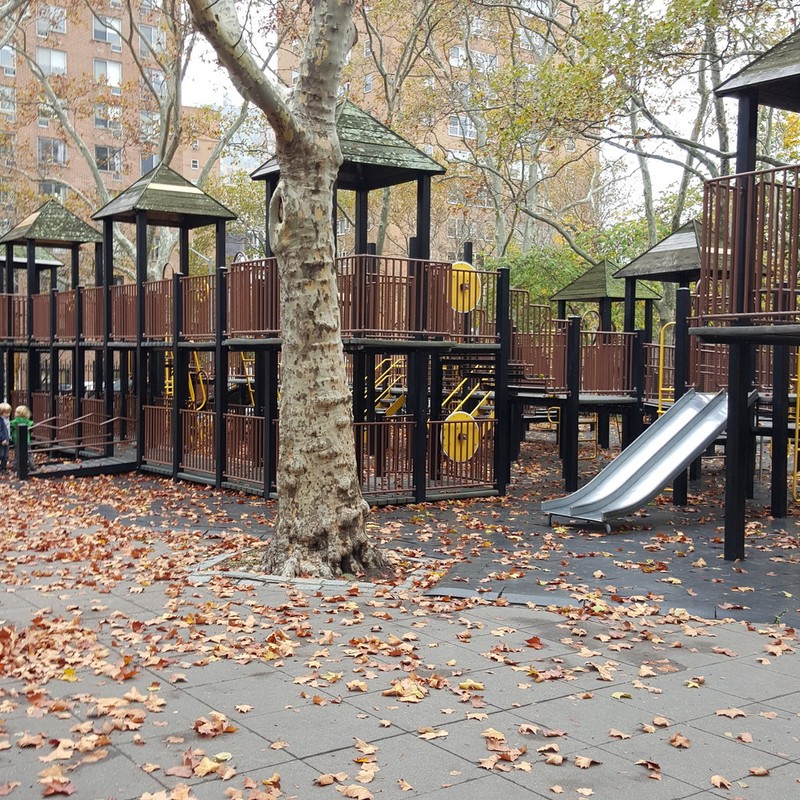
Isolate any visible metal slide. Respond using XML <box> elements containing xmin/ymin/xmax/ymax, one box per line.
<box><xmin>541</xmin><ymin>390</ymin><xmax>729</xmax><ymax>527</ymax></box>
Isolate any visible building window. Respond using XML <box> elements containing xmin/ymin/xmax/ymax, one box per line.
<box><xmin>449</xmin><ymin>114</ymin><xmax>476</xmax><ymax>140</ymax></box>
<box><xmin>0</xmin><ymin>86</ymin><xmax>15</xmax><ymax>121</ymax></box>
<box><xmin>143</xmin><ymin>67</ymin><xmax>166</xmax><ymax>98</ymax></box>
<box><xmin>38</xmin><ymin>103</ymin><xmax>52</xmax><ymax>127</ymax></box>
<box><xmin>139</xmin><ymin>23</ymin><xmax>165</xmax><ymax>57</ymax></box>
<box><xmin>564</xmin><ymin>137</ymin><xmax>576</xmax><ymax>152</ymax></box>
<box><xmin>336</xmin><ymin>218</ymin><xmax>351</xmax><ymax>236</ymax></box>
<box><xmin>95</xmin><ymin>144</ymin><xmax>122</xmax><ymax>174</ymax></box>
<box><xmin>449</xmin><ymin>45</ymin><xmax>466</xmax><ymax>67</ymax></box>
<box><xmin>95</xmin><ymin>104</ymin><xmax>122</xmax><ymax>130</ymax></box>
<box><xmin>141</xmin><ymin>153</ymin><xmax>159</xmax><ymax>174</ymax></box>
<box><xmin>363</xmin><ymin>73</ymin><xmax>373</xmax><ymax>93</ymax></box>
<box><xmin>0</xmin><ymin>46</ymin><xmax>14</xmax><ymax>77</ymax></box>
<box><xmin>472</xmin><ymin>51</ymin><xmax>497</xmax><ymax>73</ymax></box>
<box><xmin>95</xmin><ymin>59</ymin><xmax>123</xmax><ymax>94</ymax></box>
<box><xmin>446</xmin><ymin>149</ymin><xmax>470</xmax><ymax>162</ymax></box>
<box><xmin>140</xmin><ymin>110</ymin><xmax>159</xmax><ymax>142</ymax></box>
<box><xmin>38</xmin><ymin>136</ymin><xmax>68</xmax><ymax>166</ymax></box>
<box><xmin>36</xmin><ymin>47</ymin><xmax>67</xmax><ymax>76</ymax></box>
<box><xmin>337</xmin><ymin>81</ymin><xmax>350</xmax><ymax>98</ymax></box>
<box><xmin>93</xmin><ymin>16</ymin><xmax>122</xmax><ymax>51</ymax></box>
<box><xmin>39</xmin><ymin>180</ymin><xmax>67</xmax><ymax>202</ymax></box>
<box><xmin>36</xmin><ymin>5</ymin><xmax>67</xmax><ymax>37</ymax></box>
<box><xmin>190</xmin><ymin>158</ymin><xmax>199</xmax><ymax>170</ymax></box>
<box><xmin>0</xmin><ymin>134</ymin><xmax>14</xmax><ymax>166</ymax></box>
<box><xmin>519</xmin><ymin>26</ymin><xmax>546</xmax><ymax>52</ymax></box>
<box><xmin>363</xmin><ymin>38</ymin><xmax>372</xmax><ymax>57</ymax></box>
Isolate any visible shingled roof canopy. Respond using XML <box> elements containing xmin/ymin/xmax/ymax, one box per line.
<box><xmin>551</xmin><ymin>259</ymin><xmax>661</xmax><ymax>302</ymax></box>
<box><xmin>251</xmin><ymin>100</ymin><xmax>446</xmax><ymax>191</ymax></box>
<box><xmin>0</xmin><ymin>200</ymin><xmax>102</xmax><ymax>248</ymax></box>
<box><xmin>715</xmin><ymin>27</ymin><xmax>800</xmax><ymax>113</ymax></box>
<box><xmin>92</xmin><ymin>164</ymin><xmax>237</xmax><ymax>228</ymax></box>
<box><xmin>614</xmin><ymin>221</ymin><xmax>702</xmax><ymax>283</ymax></box>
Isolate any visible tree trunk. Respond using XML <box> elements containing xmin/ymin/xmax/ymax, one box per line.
<box><xmin>262</xmin><ymin>122</ymin><xmax>382</xmax><ymax>579</ymax></box>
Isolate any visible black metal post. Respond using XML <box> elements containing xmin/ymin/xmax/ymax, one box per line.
<box><xmin>410</xmin><ymin>352</ymin><xmax>429</xmax><ymax>502</ymax></box>
<box><xmin>771</xmin><ymin>343</ymin><xmax>789</xmax><ymax>517</ymax></box>
<box><xmin>494</xmin><ymin>267</ymin><xmax>511</xmax><ymax>492</ymax></box>
<box><xmin>623</xmin><ymin>278</ymin><xmax>636</xmax><ymax>333</ymax></box>
<box><xmin>214</xmin><ymin>228</ymin><xmax>227</xmax><ymax>489</ymax></box>
<box><xmin>70</xmin><ymin>244</ymin><xmax>80</xmax><ymax>290</ymax></box>
<box><xmin>134</xmin><ymin>211</ymin><xmax>147</xmax><ymax>464</ymax></box>
<box><xmin>26</xmin><ymin>239</ymin><xmax>39</xmax><ymax>408</ymax></box>
<box><xmin>49</xmin><ymin>288</ymin><xmax>57</xmax><ymax>425</ymax></box>
<box><xmin>263</xmin><ymin>348</ymin><xmax>279</xmax><ymax>498</ymax></box>
<box><xmin>17</xmin><ymin>427</ymin><xmax>28</xmax><ymax>480</ymax></box>
<box><xmin>563</xmin><ymin>316</ymin><xmax>580</xmax><ymax>492</ymax></box>
<box><xmin>172</xmin><ymin>272</ymin><xmax>183</xmax><ymax>480</ymax></box>
<box><xmin>644</xmin><ymin>300</ymin><xmax>654</xmax><ymax>344</ymax></box>
<box><xmin>724</xmin><ymin>340</ymin><xmax>750</xmax><ymax>560</ymax></box>
<box><xmin>416</xmin><ymin>176</ymin><xmax>432</xmax><ymax>261</ymax></box>
<box><xmin>672</xmin><ymin>287</ymin><xmax>690</xmax><ymax>504</ymax></box>
<box><xmin>264</xmin><ymin>178</ymin><xmax>275</xmax><ymax>258</ymax></box>
<box><xmin>557</xmin><ymin>300</ymin><xmax>566</xmax><ymax>320</ymax></box>
<box><xmin>102</xmin><ymin>220</ymin><xmax>114</xmax><ymax>454</ymax></box>
<box><xmin>622</xmin><ymin>329</ymin><xmax>645</xmax><ymax>449</ymax></box>
<box><xmin>355</xmin><ymin>190</ymin><xmax>368</xmax><ymax>255</ymax></box>
<box><xmin>75</xmin><ymin>287</ymin><xmax>84</xmax><ymax>456</ymax></box>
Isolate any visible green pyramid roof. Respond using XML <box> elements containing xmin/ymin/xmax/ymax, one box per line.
<box><xmin>0</xmin><ymin>200</ymin><xmax>102</xmax><ymax>247</ymax></box>
<box><xmin>715</xmin><ymin>27</ymin><xmax>800</xmax><ymax>113</ymax></box>
<box><xmin>550</xmin><ymin>259</ymin><xmax>661</xmax><ymax>302</ymax></box>
<box><xmin>92</xmin><ymin>163</ymin><xmax>236</xmax><ymax>229</ymax></box>
<box><xmin>614</xmin><ymin>221</ymin><xmax>702</xmax><ymax>283</ymax></box>
<box><xmin>251</xmin><ymin>100</ymin><xmax>446</xmax><ymax>191</ymax></box>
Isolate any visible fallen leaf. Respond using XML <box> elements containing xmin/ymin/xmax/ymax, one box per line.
<box><xmin>608</xmin><ymin>729</ymin><xmax>631</xmax><ymax>740</ymax></box>
<box><xmin>716</xmin><ymin>708</ymin><xmax>747</xmax><ymax>719</ymax></box>
<box><xmin>315</xmin><ymin>772</ymin><xmax>348</xmax><ymax>786</ymax></box>
<box><xmin>669</xmin><ymin>733</ymin><xmax>691</xmax><ymax>749</ymax></box>
<box><xmin>398</xmin><ymin>778</ymin><xmax>413</xmax><ymax>791</ymax></box>
<box><xmin>575</xmin><ymin>756</ymin><xmax>601</xmax><ymax>769</ymax></box>
<box><xmin>749</xmin><ymin>767</ymin><xmax>770</xmax><ymax>777</ymax></box>
<box><xmin>336</xmin><ymin>785</ymin><xmax>373</xmax><ymax>799</ymax></box>
<box><xmin>711</xmin><ymin>775</ymin><xmax>731</xmax><ymax>789</ymax></box>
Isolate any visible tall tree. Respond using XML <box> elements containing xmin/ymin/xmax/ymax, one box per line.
<box><xmin>188</xmin><ymin>0</ymin><xmax>383</xmax><ymax>578</ymax></box>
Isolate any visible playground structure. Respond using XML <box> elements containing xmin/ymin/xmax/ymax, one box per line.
<box><xmin>0</xmin><ymin>27</ymin><xmax>798</xmax><ymax>558</ymax></box>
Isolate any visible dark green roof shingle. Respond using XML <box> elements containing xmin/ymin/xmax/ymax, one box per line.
<box><xmin>551</xmin><ymin>259</ymin><xmax>661</xmax><ymax>302</ymax></box>
<box><xmin>0</xmin><ymin>200</ymin><xmax>102</xmax><ymax>246</ymax></box>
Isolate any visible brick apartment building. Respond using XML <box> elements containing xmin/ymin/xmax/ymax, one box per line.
<box><xmin>0</xmin><ymin>1</ymin><xmax>219</xmax><ymax>242</ymax></box>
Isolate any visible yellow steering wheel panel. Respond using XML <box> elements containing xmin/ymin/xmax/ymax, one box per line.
<box><xmin>449</xmin><ymin>261</ymin><xmax>482</xmax><ymax>313</ymax></box>
<box><xmin>441</xmin><ymin>410</ymin><xmax>480</xmax><ymax>462</ymax></box>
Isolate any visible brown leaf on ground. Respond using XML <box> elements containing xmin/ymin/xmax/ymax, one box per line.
<box><xmin>711</xmin><ymin>775</ymin><xmax>731</xmax><ymax>788</ymax></box>
<box><xmin>608</xmin><ymin>729</ymin><xmax>631</xmax><ymax>740</ymax></box>
<box><xmin>669</xmin><ymin>733</ymin><xmax>691</xmax><ymax>749</ymax></box>
<box><xmin>0</xmin><ymin>784</ymin><xmax>20</xmax><ymax>796</ymax></box>
<box><xmin>315</xmin><ymin>773</ymin><xmax>348</xmax><ymax>786</ymax></box>
<box><xmin>336</xmin><ymin>785</ymin><xmax>373</xmax><ymax>799</ymax></box>
<box><xmin>574</xmin><ymin>756</ymin><xmax>601</xmax><ymax>769</ymax></box>
<box><xmin>716</xmin><ymin>708</ymin><xmax>747</xmax><ymax>719</ymax></box>
<box><xmin>749</xmin><ymin>767</ymin><xmax>770</xmax><ymax>776</ymax></box>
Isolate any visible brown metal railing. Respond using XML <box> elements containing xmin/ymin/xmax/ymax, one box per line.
<box><xmin>701</xmin><ymin>164</ymin><xmax>800</xmax><ymax>320</ymax></box>
<box><xmin>225</xmin><ymin>412</ymin><xmax>264</xmax><ymax>485</ymax></box>
<box><xmin>55</xmin><ymin>394</ymin><xmax>76</xmax><ymax>443</ymax></box>
<box><xmin>144</xmin><ymin>279</ymin><xmax>173</xmax><ymax>340</ymax></box>
<box><xmin>56</xmin><ymin>291</ymin><xmax>77</xmax><ymax>340</ymax></box>
<box><xmin>227</xmin><ymin>258</ymin><xmax>280</xmax><ymax>337</ymax></box>
<box><xmin>110</xmin><ymin>284</ymin><xmax>136</xmax><ymax>341</ymax></box>
<box><xmin>81</xmin><ymin>397</ymin><xmax>107</xmax><ymax>450</ymax></box>
<box><xmin>181</xmin><ymin>409</ymin><xmax>215</xmax><ymax>474</ymax></box>
<box><xmin>427</xmin><ymin>417</ymin><xmax>495</xmax><ymax>490</ymax></box>
<box><xmin>31</xmin><ymin>393</ymin><xmax>49</xmax><ymax>435</ymax></box>
<box><xmin>82</xmin><ymin>287</ymin><xmax>105</xmax><ymax>341</ymax></box>
<box><xmin>31</xmin><ymin>293</ymin><xmax>51</xmax><ymax>341</ymax></box>
<box><xmin>580</xmin><ymin>331</ymin><xmax>635</xmax><ymax>394</ymax></box>
<box><xmin>143</xmin><ymin>404</ymin><xmax>172</xmax><ymax>465</ymax></box>
<box><xmin>182</xmin><ymin>274</ymin><xmax>215</xmax><ymax>340</ymax></box>
<box><xmin>353</xmin><ymin>419</ymin><xmax>415</xmax><ymax>498</ymax></box>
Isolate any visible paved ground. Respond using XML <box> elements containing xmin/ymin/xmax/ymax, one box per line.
<box><xmin>0</xmin><ymin>435</ymin><xmax>798</xmax><ymax>799</ymax></box>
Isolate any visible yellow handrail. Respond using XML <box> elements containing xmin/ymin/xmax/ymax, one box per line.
<box><xmin>441</xmin><ymin>377</ymin><xmax>470</xmax><ymax>411</ymax></box>
<box><xmin>658</xmin><ymin>322</ymin><xmax>676</xmax><ymax>415</ymax></box>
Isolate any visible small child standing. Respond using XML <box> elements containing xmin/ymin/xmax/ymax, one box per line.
<box><xmin>10</xmin><ymin>404</ymin><xmax>35</xmax><ymax>472</ymax></box>
<box><xmin>0</xmin><ymin>403</ymin><xmax>11</xmax><ymax>470</ymax></box>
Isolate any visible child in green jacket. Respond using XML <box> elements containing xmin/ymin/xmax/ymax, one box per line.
<box><xmin>10</xmin><ymin>405</ymin><xmax>35</xmax><ymax>471</ymax></box>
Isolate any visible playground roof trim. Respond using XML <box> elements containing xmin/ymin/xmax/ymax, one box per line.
<box><xmin>614</xmin><ymin>220</ymin><xmax>702</xmax><ymax>282</ymax></box>
<box><xmin>92</xmin><ymin>163</ymin><xmax>237</xmax><ymax>228</ymax></box>
<box><xmin>550</xmin><ymin>258</ymin><xmax>661</xmax><ymax>302</ymax></box>
<box><xmin>715</xmin><ymin>27</ymin><xmax>800</xmax><ymax>113</ymax></box>
<box><xmin>251</xmin><ymin>100</ymin><xmax>446</xmax><ymax>191</ymax></box>
<box><xmin>0</xmin><ymin>200</ymin><xmax>102</xmax><ymax>247</ymax></box>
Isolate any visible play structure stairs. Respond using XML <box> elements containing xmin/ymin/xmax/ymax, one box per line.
<box><xmin>541</xmin><ymin>390</ymin><xmax>730</xmax><ymax>527</ymax></box>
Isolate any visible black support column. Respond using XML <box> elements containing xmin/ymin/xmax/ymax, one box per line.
<box><xmin>494</xmin><ymin>267</ymin><xmax>511</xmax><ymax>492</ymax></box>
<box><xmin>134</xmin><ymin>212</ymin><xmax>147</xmax><ymax>464</ymax></box>
<box><xmin>563</xmin><ymin>316</ymin><xmax>580</xmax><ymax>492</ymax></box>
<box><xmin>214</xmin><ymin>220</ymin><xmax>227</xmax><ymax>488</ymax></box>
<box><xmin>672</xmin><ymin>286</ymin><xmax>691</xmax><ymax>505</ymax></box>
